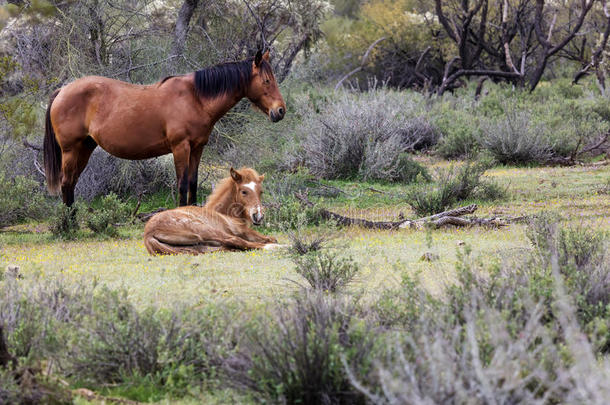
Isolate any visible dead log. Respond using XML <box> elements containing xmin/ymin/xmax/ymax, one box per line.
<box><xmin>136</xmin><ymin>208</ymin><xmax>167</xmax><ymax>222</ymax></box>
<box><xmin>295</xmin><ymin>192</ymin><xmax>504</xmax><ymax>230</ymax></box>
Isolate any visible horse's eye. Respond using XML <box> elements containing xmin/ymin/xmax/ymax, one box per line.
<box><xmin>241</xmin><ymin>190</ymin><xmax>247</xmax><ymax>195</ymax></box>
<box><xmin>264</xmin><ymin>79</ymin><xmax>270</xmax><ymax>84</ymax></box>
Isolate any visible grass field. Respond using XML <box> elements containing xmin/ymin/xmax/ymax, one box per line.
<box><xmin>2</xmin><ymin>163</ymin><xmax>608</xmax><ymax>308</ymax></box>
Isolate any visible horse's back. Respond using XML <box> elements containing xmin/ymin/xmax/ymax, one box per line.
<box><xmin>51</xmin><ymin>75</ymin><xmax>192</xmax><ymax>159</ymax></box>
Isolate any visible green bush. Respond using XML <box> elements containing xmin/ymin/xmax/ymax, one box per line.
<box><xmin>434</xmin><ymin>108</ymin><xmax>480</xmax><ymax>158</ymax></box>
<box><xmin>49</xmin><ymin>204</ymin><xmax>80</xmax><ymax>239</ymax></box>
<box><xmin>479</xmin><ymin>110</ymin><xmax>553</xmax><ymax>164</ymax></box>
<box><xmin>231</xmin><ymin>291</ymin><xmax>373</xmax><ymax>404</ymax></box>
<box><xmin>292</xmin><ymin>251</ymin><xmax>360</xmax><ymax>292</ymax></box>
<box><xmin>0</xmin><ymin>173</ymin><xmax>50</xmax><ymax>228</ymax></box>
<box><xmin>405</xmin><ymin>161</ymin><xmax>504</xmax><ymax>216</ymax></box>
<box><xmin>82</xmin><ymin>193</ymin><xmax>130</xmax><ymax>236</ymax></box>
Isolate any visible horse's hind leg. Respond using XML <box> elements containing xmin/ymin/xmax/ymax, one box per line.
<box><xmin>60</xmin><ymin>137</ymin><xmax>97</xmax><ymax>206</ymax></box>
<box><xmin>187</xmin><ymin>145</ymin><xmax>204</xmax><ymax>205</ymax></box>
<box><xmin>171</xmin><ymin>141</ymin><xmax>191</xmax><ymax>207</ymax></box>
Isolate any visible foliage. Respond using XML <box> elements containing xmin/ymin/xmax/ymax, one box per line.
<box><xmin>290</xmin><ymin>89</ymin><xmax>438</xmax><ymax>181</ymax></box>
<box><xmin>229</xmin><ymin>291</ymin><xmax>372</xmax><ymax>404</ymax></box>
<box><xmin>49</xmin><ymin>204</ymin><xmax>80</xmax><ymax>239</ymax></box>
<box><xmin>0</xmin><ymin>173</ymin><xmax>50</xmax><ymax>229</ymax></box>
<box><xmin>405</xmin><ymin>161</ymin><xmax>504</xmax><ymax>216</ymax></box>
<box><xmin>292</xmin><ymin>251</ymin><xmax>360</xmax><ymax>292</ymax></box>
<box><xmin>434</xmin><ymin>105</ymin><xmax>481</xmax><ymax>158</ymax></box>
<box><xmin>479</xmin><ymin>110</ymin><xmax>553</xmax><ymax>165</ymax></box>
<box><xmin>0</xmin><ymin>277</ymin><xmax>241</xmax><ymax>401</ymax></box>
<box><xmin>324</xmin><ymin>0</ymin><xmax>446</xmax><ymax>89</ymax></box>
<box><xmin>81</xmin><ymin>193</ymin><xmax>130</xmax><ymax>237</ymax></box>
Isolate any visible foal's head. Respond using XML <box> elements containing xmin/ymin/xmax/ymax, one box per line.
<box><xmin>206</xmin><ymin>167</ymin><xmax>267</xmax><ymax>225</ymax></box>
<box><xmin>246</xmin><ymin>50</ymin><xmax>286</xmax><ymax>122</ymax></box>
<box><xmin>229</xmin><ymin>167</ymin><xmax>267</xmax><ymax>225</ymax></box>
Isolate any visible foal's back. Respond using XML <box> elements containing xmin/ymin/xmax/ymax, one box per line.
<box><xmin>143</xmin><ymin>206</ymin><xmax>247</xmax><ymax>255</ymax></box>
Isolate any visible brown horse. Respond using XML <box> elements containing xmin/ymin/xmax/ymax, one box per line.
<box><xmin>44</xmin><ymin>50</ymin><xmax>286</xmax><ymax>207</ymax></box>
<box><xmin>143</xmin><ymin>167</ymin><xmax>279</xmax><ymax>255</ymax></box>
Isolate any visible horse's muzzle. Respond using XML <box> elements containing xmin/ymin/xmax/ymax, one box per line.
<box><xmin>270</xmin><ymin>107</ymin><xmax>285</xmax><ymax>122</ymax></box>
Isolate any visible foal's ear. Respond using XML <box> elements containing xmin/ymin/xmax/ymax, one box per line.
<box><xmin>254</xmin><ymin>50</ymin><xmax>263</xmax><ymax>67</ymax></box>
<box><xmin>262</xmin><ymin>50</ymin><xmax>270</xmax><ymax>62</ymax></box>
<box><xmin>230</xmin><ymin>167</ymin><xmax>242</xmax><ymax>183</ymax></box>
<box><xmin>259</xmin><ymin>174</ymin><xmax>265</xmax><ymax>182</ymax></box>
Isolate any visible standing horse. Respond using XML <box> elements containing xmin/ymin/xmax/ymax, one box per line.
<box><xmin>44</xmin><ymin>50</ymin><xmax>285</xmax><ymax>207</ymax></box>
<box><xmin>143</xmin><ymin>167</ymin><xmax>278</xmax><ymax>255</ymax></box>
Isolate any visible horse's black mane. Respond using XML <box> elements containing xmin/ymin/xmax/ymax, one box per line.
<box><xmin>193</xmin><ymin>58</ymin><xmax>273</xmax><ymax>99</ymax></box>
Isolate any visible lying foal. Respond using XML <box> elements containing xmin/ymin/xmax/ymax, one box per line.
<box><xmin>144</xmin><ymin>167</ymin><xmax>279</xmax><ymax>255</ymax></box>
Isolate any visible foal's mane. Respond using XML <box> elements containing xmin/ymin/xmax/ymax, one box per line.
<box><xmin>193</xmin><ymin>58</ymin><xmax>273</xmax><ymax>99</ymax></box>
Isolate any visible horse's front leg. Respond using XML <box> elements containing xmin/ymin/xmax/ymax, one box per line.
<box><xmin>187</xmin><ymin>145</ymin><xmax>204</xmax><ymax>205</ymax></box>
<box><xmin>171</xmin><ymin>141</ymin><xmax>191</xmax><ymax>206</ymax></box>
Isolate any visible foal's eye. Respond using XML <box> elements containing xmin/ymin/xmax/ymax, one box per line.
<box><xmin>264</xmin><ymin>79</ymin><xmax>270</xmax><ymax>84</ymax></box>
<box><xmin>241</xmin><ymin>190</ymin><xmax>248</xmax><ymax>195</ymax></box>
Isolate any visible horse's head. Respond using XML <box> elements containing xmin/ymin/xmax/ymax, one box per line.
<box><xmin>246</xmin><ymin>50</ymin><xmax>286</xmax><ymax>122</ymax></box>
<box><xmin>229</xmin><ymin>167</ymin><xmax>267</xmax><ymax>225</ymax></box>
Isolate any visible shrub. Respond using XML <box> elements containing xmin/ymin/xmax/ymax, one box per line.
<box><xmin>49</xmin><ymin>204</ymin><xmax>80</xmax><ymax>239</ymax></box>
<box><xmin>0</xmin><ymin>173</ymin><xmax>50</xmax><ymax>228</ymax></box>
<box><xmin>81</xmin><ymin>193</ymin><xmax>130</xmax><ymax>236</ymax></box>
<box><xmin>262</xmin><ymin>170</ymin><xmax>333</xmax><ymax>230</ymax></box>
<box><xmin>0</xmin><ymin>276</ymin><xmax>240</xmax><ymax>401</ymax></box>
<box><xmin>290</xmin><ymin>89</ymin><xmax>438</xmax><ymax>181</ymax></box>
<box><xmin>526</xmin><ymin>214</ymin><xmax>610</xmax><ymax>325</ymax></box>
<box><xmin>434</xmin><ymin>108</ymin><xmax>480</xmax><ymax>158</ymax></box>
<box><xmin>292</xmin><ymin>251</ymin><xmax>360</xmax><ymax>292</ymax></box>
<box><xmin>479</xmin><ymin>110</ymin><xmax>553</xmax><ymax>164</ymax></box>
<box><xmin>229</xmin><ymin>291</ymin><xmax>373</xmax><ymax>404</ymax></box>
<box><xmin>405</xmin><ymin>161</ymin><xmax>503</xmax><ymax>216</ymax></box>
<box><xmin>284</xmin><ymin>216</ymin><xmax>336</xmax><ymax>256</ymax></box>
<box><xmin>354</xmin><ymin>220</ymin><xmax>610</xmax><ymax>404</ymax></box>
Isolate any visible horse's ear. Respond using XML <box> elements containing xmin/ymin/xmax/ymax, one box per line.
<box><xmin>230</xmin><ymin>167</ymin><xmax>242</xmax><ymax>183</ymax></box>
<box><xmin>254</xmin><ymin>49</ymin><xmax>263</xmax><ymax>67</ymax></box>
<box><xmin>262</xmin><ymin>50</ymin><xmax>270</xmax><ymax>62</ymax></box>
<box><xmin>259</xmin><ymin>174</ymin><xmax>265</xmax><ymax>182</ymax></box>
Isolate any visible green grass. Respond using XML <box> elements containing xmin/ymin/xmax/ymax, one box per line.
<box><xmin>2</xmin><ymin>163</ymin><xmax>607</xmax><ymax>305</ymax></box>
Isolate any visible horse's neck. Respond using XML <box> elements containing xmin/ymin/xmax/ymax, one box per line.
<box><xmin>201</xmin><ymin>90</ymin><xmax>246</xmax><ymax>124</ymax></box>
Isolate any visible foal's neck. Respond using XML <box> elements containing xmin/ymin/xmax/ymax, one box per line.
<box><xmin>205</xmin><ymin>180</ymin><xmax>244</xmax><ymax>220</ymax></box>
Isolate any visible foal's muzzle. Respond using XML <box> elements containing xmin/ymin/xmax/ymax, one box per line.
<box><xmin>270</xmin><ymin>107</ymin><xmax>285</xmax><ymax>122</ymax></box>
<box><xmin>252</xmin><ymin>212</ymin><xmax>264</xmax><ymax>226</ymax></box>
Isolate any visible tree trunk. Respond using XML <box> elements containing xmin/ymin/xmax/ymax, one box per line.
<box><xmin>168</xmin><ymin>0</ymin><xmax>200</xmax><ymax>73</ymax></box>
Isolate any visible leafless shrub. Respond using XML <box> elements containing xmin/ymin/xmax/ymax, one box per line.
<box><xmin>290</xmin><ymin>89</ymin><xmax>438</xmax><ymax>181</ymax></box>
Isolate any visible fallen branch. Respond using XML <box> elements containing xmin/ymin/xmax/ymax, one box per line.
<box><xmin>295</xmin><ymin>192</ymin><xmax>507</xmax><ymax>230</ymax></box>
<box><xmin>136</xmin><ymin>208</ymin><xmax>167</xmax><ymax>222</ymax></box>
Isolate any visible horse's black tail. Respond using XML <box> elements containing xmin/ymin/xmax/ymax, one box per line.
<box><xmin>44</xmin><ymin>89</ymin><xmax>61</xmax><ymax>195</ymax></box>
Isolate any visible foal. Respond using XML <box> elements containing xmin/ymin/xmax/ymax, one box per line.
<box><xmin>144</xmin><ymin>167</ymin><xmax>278</xmax><ymax>255</ymax></box>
